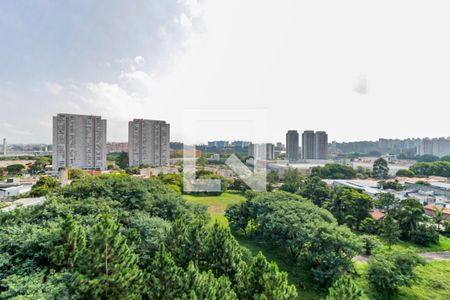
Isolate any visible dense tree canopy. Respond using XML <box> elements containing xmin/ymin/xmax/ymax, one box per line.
<box><xmin>5</xmin><ymin>164</ymin><xmax>25</xmax><ymax>175</ymax></box>
<box><xmin>329</xmin><ymin>187</ymin><xmax>374</xmax><ymax>230</ymax></box>
<box><xmin>310</xmin><ymin>164</ymin><xmax>357</xmax><ymax>179</ymax></box>
<box><xmin>0</xmin><ymin>176</ymin><xmax>297</xmax><ymax>299</ymax></box>
<box><xmin>410</xmin><ymin>161</ymin><xmax>450</xmax><ymax>177</ymax></box>
<box><xmin>226</xmin><ymin>192</ymin><xmax>362</xmax><ymax>286</ymax></box>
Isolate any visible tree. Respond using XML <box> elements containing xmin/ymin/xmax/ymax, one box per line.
<box><xmin>380</xmin><ymin>216</ymin><xmax>400</xmax><ymax>250</ymax></box>
<box><xmin>6</xmin><ymin>164</ymin><xmax>25</xmax><ymax>175</ymax></box>
<box><xmin>29</xmin><ymin>157</ymin><xmax>51</xmax><ymax>175</ymax></box>
<box><xmin>267</xmin><ymin>170</ymin><xmax>279</xmax><ymax>185</ymax></box>
<box><xmin>299</xmin><ymin>176</ymin><xmax>331</xmax><ymax>207</ymax></box>
<box><xmin>441</xmin><ymin>155</ymin><xmax>450</xmax><ymax>162</ymax></box>
<box><xmin>395</xmin><ymin>169</ymin><xmax>415</xmax><ymax>177</ymax></box>
<box><xmin>68</xmin><ymin>168</ymin><xmax>88</xmax><ymax>180</ymax></box>
<box><xmin>50</xmin><ymin>215</ymin><xmax>86</xmax><ymax>270</ymax></box>
<box><xmin>433</xmin><ymin>206</ymin><xmax>445</xmax><ymax>231</ymax></box>
<box><xmin>412</xmin><ymin>224</ymin><xmax>439</xmax><ymax>246</ymax></box>
<box><xmin>360</xmin><ymin>235</ymin><xmax>381</xmax><ymax>255</ymax></box>
<box><xmin>237</xmin><ymin>252</ymin><xmax>297</xmax><ymax>299</ymax></box>
<box><xmin>182</xmin><ymin>262</ymin><xmax>236</xmax><ymax>300</ymax></box>
<box><xmin>146</xmin><ymin>244</ymin><xmax>184</xmax><ymax>299</ymax></box>
<box><xmin>115</xmin><ymin>151</ymin><xmax>129</xmax><ymax>169</ymax></box>
<box><xmin>375</xmin><ymin>193</ymin><xmax>399</xmax><ymax>216</ymax></box>
<box><xmin>410</xmin><ymin>161</ymin><xmax>450</xmax><ymax>177</ymax></box>
<box><xmin>310</xmin><ymin>164</ymin><xmax>357</xmax><ymax>179</ymax></box>
<box><xmin>30</xmin><ymin>176</ymin><xmax>61</xmax><ymax>197</ymax></box>
<box><xmin>279</xmin><ymin>168</ymin><xmax>304</xmax><ymax>193</ymax></box>
<box><xmin>74</xmin><ymin>215</ymin><xmax>143</xmax><ymax>299</ymax></box>
<box><xmin>331</xmin><ymin>187</ymin><xmax>374</xmax><ymax>230</ymax></box>
<box><xmin>416</xmin><ymin>154</ymin><xmax>439</xmax><ymax>162</ymax></box>
<box><xmin>326</xmin><ymin>275</ymin><xmax>365</xmax><ymax>300</ymax></box>
<box><xmin>397</xmin><ymin>198</ymin><xmax>425</xmax><ymax>240</ymax></box>
<box><xmin>203</xmin><ymin>224</ymin><xmax>243</xmax><ymax>280</ymax></box>
<box><xmin>368</xmin><ymin>249</ymin><xmax>425</xmax><ymax>297</ymax></box>
<box><xmin>372</xmin><ymin>158</ymin><xmax>389</xmax><ymax>179</ymax></box>
<box><xmin>228</xmin><ymin>178</ymin><xmax>250</xmax><ymax>192</ymax></box>
<box><xmin>225</xmin><ymin>202</ymin><xmax>251</xmax><ymax>234</ymax></box>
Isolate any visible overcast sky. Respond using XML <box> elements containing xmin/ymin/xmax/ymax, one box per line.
<box><xmin>1</xmin><ymin>0</ymin><xmax>450</xmax><ymax>144</ymax></box>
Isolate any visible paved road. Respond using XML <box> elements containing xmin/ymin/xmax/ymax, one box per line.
<box><xmin>1</xmin><ymin>197</ymin><xmax>45</xmax><ymax>212</ymax></box>
<box><xmin>355</xmin><ymin>251</ymin><xmax>450</xmax><ymax>263</ymax></box>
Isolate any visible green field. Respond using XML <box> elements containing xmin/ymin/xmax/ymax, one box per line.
<box><xmin>384</xmin><ymin>235</ymin><xmax>450</xmax><ymax>253</ymax></box>
<box><xmin>182</xmin><ymin>191</ymin><xmax>246</xmax><ymax>225</ymax></box>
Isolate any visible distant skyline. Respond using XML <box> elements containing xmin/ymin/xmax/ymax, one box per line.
<box><xmin>1</xmin><ymin>1</ymin><xmax>450</xmax><ymax>144</ymax></box>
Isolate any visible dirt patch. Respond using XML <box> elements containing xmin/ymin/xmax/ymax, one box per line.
<box><xmin>208</xmin><ymin>204</ymin><xmax>225</xmax><ymax>214</ymax></box>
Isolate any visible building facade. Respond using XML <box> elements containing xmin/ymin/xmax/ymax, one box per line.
<box><xmin>314</xmin><ymin>131</ymin><xmax>328</xmax><ymax>160</ymax></box>
<box><xmin>302</xmin><ymin>130</ymin><xmax>315</xmax><ymax>159</ymax></box>
<box><xmin>52</xmin><ymin>114</ymin><xmax>107</xmax><ymax>171</ymax></box>
<box><xmin>248</xmin><ymin>143</ymin><xmax>275</xmax><ymax>160</ymax></box>
<box><xmin>286</xmin><ymin>130</ymin><xmax>299</xmax><ymax>161</ymax></box>
<box><xmin>418</xmin><ymin>138</ymin><xmax>450</xmax><ymax>157</ymax></box>
<box><xmin>128</xmin><ymin>119</ymin><xmax>170</xmax><ymax>167</ymax></box>
<box><xmin>301</xmin><ymin>130</ymin><xmax>329</xmax><ymax>160</ymax></box>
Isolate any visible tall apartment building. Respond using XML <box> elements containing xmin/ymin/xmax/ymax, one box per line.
<box><xmin>301</xmin><ymin>130</ymin><xmax>328</xmax><ymax>160</ymax></box>
<box><xmin>248</xmin><ymin>143</ymin><xmax>275</xmax><ymax>160</ymax></box>
<box><xmin>418</xmin><ymin>138</ymin><xmax>450</xmax><ymax>157</ymax></box>
<box><xmin>302</xmin><ymin>130</ymin><xmax>315</xmax><ymax>159</ymax></box>
<box><xmin>52</xmin><ymin>114</ymin><xmax>107</xmax><ymax>171</ymax></box>
<box><xmin>128</xmin><ymin>119</ymin><xmax>170</xmax><ymax>167</ymax></box>
<box><xmin>286</xmin><ymin>130</ymin><xmax>299</xmax><ymax>161</ymax></box>
<box><xmin>314</xmin><ymin>131</ymin><xmax>328</xmax><ymax>160</ymax></box>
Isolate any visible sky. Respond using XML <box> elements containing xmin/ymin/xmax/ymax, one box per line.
<box><xmin>1</xmin><ymin>0</ymin><xmax>450</xmax><ymax>144</ymax></box>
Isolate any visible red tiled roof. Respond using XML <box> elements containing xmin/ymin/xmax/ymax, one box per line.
<box><xmin>87</xmin><ymin>170</ymin><xmax>102</xmax><ymax>176</ymax></box>
<box><xmin>424</xmin><ymin>204</ymin><xmax>450</xmax><ymax>215</ymax></box>
<box><xmin>370</xmin><ymin>210</ymin><xmax>385</xmax><ymax>220</ymax></box>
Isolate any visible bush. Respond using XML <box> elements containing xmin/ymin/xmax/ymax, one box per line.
<box><xmin>368</xmin><ymin>249</ymin><xmax>425</xmax><ymax>297</ymax></box>
<box><xmin>310</xmin><ymin>164</ymin><xmax>357</xmax><ymax>179</ymax></box>
<box><xmin>412</xmin><ymin>225</ymin><xmax>439</xmax><ymax>246</ymax></box>
<box><xmin>326</xmin><ymin>275</ymin><xmax>365</xmax><ymax>300</ymax></box>
<box><xmin>360</xmin><ymin>235</ymin><xmax>381</xmax><ymax>255</ymax></box>
<box><xmin>395</xmin><ymin>169</ymin><xmax>415</xmax><ymax>177</ymax></box>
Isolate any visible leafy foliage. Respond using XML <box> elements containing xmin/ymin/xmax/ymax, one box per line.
<box><xmin>329</xmin><ymin>187</ymin><xmax>373</xmax><ymax>230</ymax></box>
<box><xmin>368</xmin><ymin>249</ymin><xmax>425</xmax><ymax>297</ymax></box>
<box><xmin>310</xmin><ymin>163</ymin><xmax>357</xmax><ymax>179</ymax></box>
<box><xmin>326</xmin><ymin>275</ymin><xmax>365</xmax><ymax>300</ymax></box>
<box><xmin>226</xmin><ymin>192</ymin><xmax>362</xmax><ymax>286</ymax></box>
<box><xmin>410</xmin><ymin>161</ymin><xmax>450</xmax><ymax>177</ymax></box>
<box><xmin>372</xmin><ymin>158</ymin><xmax>389</xmax><ymax>179</ymax></box>
<box><xmin>0</xmin><ymin>176</ymin><xmax>297</xmax><ymax>299</ymax></box>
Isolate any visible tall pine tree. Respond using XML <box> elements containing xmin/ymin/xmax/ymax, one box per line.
<box><xmin>75</xmin><ymin>215</ymin><xmax>143</xmax><ymax>299</ymax></box>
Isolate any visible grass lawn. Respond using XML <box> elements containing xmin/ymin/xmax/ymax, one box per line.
<box><xmin>355</xmin><ymin>260</ymin><xmax>450</xmax><ymax>300</ymax></box>
<box><xmin>182</xmin><ymin>191</ymin><xmax>245</xmax><ymax>225</ymax></box>
<box><xmin>379</xmin><ymin>235</ymin><xmax>450</xmax><ymax>253</ymax></box>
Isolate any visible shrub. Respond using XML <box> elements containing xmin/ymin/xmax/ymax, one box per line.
<box><xmin>412</xmin><ymin>224</ymin><xmax>439</xmax><ymax>246</ymax></box>
<box><xmin>368</xmin><ymin>249</ymin><xmax>425</xmax><ymax>297</ymax></box>
<box><xmin>360</xmin><ymin>235</ymin><xmax>381</xmax><ymax>255</ymax></box>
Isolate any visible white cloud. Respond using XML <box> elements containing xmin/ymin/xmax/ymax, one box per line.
<box><xmin>39</xmin><ymin>0</ymin><xmax>450</xmax><ymax>143</ymax></box>
<box><xmin>353</xmin><ymin>74</ymin><xmax>368</xmax><ymax>95</ymax></box>
<box><xmin>134</xmin><ymin>56</ymin><xmax>145</xmax><ymax>65</ymax></box>
<box><xmin>0</xmin><ymin>122</ymin><xmax>14</xmax><ymax>129</ymax></box>
<box><xmin>45</xmin><ymin>82</ymin><xmax>64</xmax><ymax>95</ymax></box>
